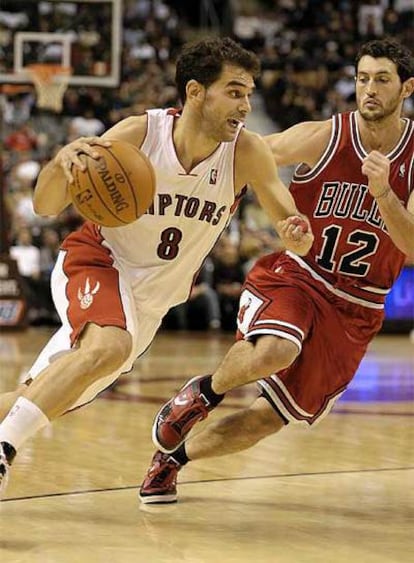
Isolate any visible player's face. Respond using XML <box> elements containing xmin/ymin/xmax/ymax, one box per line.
<box><xmin>356</xmin><ymin>55</ymin><xmax>404</xmax><ymax>122</ymax></box>
<box><xmin>199</xmin><ymin>64</ymin><xmax>255</xmax><ymax>142</ymax></box>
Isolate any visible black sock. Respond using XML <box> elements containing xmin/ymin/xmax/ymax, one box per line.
<box><xmin>199</xmin><ymin>375</ymin><xmax>225</xmax><ymax>407</ymax></box>
<box><xmin>170</xmin><ymin>443</ymin><xmax>189</xmax><ymax>466</ymax></box>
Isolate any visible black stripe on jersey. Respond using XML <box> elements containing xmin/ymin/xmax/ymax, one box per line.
<box><xmin>350</xmin><ymin>111</ymin><xmax>364</xmax><ymax>161</ymax></box>
<box><xmin>408</xmin><ymin>155</ymin><xmax>414</xmax><ymax>196</ymax></box>
<box><xmin>351</xmin><ymin>111</ymin><xmax>413</xmax><ymax>163</ymax></box>
<box><xmin>387</xmin><ymin>119</ymin><xmax>413</xmax><ymax>161</ymax></box>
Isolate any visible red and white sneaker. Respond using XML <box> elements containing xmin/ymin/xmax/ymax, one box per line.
<box><xmin>139</xmin><ymin>451</ymin><xmax>181</xmax><ymax>504</ymax></box>
<box><xmin>152</xmin><ymin>375</ymin><xmax>213</xmax><ymax>454</ymax></box>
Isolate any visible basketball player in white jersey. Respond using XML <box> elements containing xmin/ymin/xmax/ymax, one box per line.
<box><xmin>0</xmin><ymin>37</ymin><xmax>313</xmax><ymax>497</ymax></box>
<box><xmin>140</xmin><ymin>38</ymin><xmax>414</xmax><ymax>504</ymax></box>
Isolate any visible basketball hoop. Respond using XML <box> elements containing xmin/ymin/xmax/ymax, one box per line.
<box><xmin>25</xmin><ymin>63</ymin><xmax>72</xmax><ymax>113</ymax></box>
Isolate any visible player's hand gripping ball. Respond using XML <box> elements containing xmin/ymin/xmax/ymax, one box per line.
<box><xmin>69</xmin><ymin>139</ymin><xmax>156</xmax><ymax>227</ymax></box>
<box><xmin>288</xmin><ymin>216</ymin><xmax>309</xmax><ymax>233</ymax></box>
<box><xmin>277</xmin><ymin>214</ymin><xmax>313</xmax><ymax>256</ymax></box>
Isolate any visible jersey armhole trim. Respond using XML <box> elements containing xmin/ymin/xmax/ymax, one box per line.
<box><xmin>292</xmin><ymin>115</ymin><xmax>341</xmax><ymax>183</ymax></box>
<box><xmin>140</xmin><ymin>110</ymin><xmax>152</xmax><ymax>151</ymax></box>
<box><xmin>408</xmin><ymin>154</ymin><xmax>414</xmax><ymax>198</ymax></box>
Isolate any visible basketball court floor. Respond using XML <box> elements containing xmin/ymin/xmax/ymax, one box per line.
<box><xmin>0</xmin><ymin>327</ymin><xmax>412</xmax><ymax>562</ymax></box>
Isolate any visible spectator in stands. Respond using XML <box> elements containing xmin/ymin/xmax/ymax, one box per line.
<box><xmin>9</xmin><ymin>227</ymin><xmax>41</xmax><ymax>322</ymax></box>
<box><xmin>212</xmin><ymin>236</ymin><xmax>245</xmax><ymax>332</ymax></box>
<box><xmin>39</xmin><ymin>228</ymin><xmax>61</xmax><ymax>280</ymax></box>
<box><xmin>3</xmin><ymin>0</ymin><xmax>414</xmax><ymax>328</ymax></box>
<box><xmin>163</xmin><ymin>258</ymin><xmax>221</xmax><ymax>331</ymax></box>
<box><xmin>67</xmin><ymin>106</ymin><xmax>105</xmax><ymax>142</ymax></box>
<box><xmin>37</xmin><ymin>228</ymin><xmax>61</xmax><ymax>324</ymax></box>
<box><xmin>4</xmin><ymin>124</ymin><xmax>38</xmax><ymax>152</ymax></box>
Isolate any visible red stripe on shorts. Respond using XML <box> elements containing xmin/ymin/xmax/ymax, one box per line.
<box><xmin>61</xmin><ymin>222</ymin><xmax>128</xmax><ymax>345</ymax></box>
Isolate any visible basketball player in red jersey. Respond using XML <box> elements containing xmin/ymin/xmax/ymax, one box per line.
<box><xmin>0</xmin><ymin>38</ymin><xmax>312</xmax><ymax>498</ymax></box>
<box><xmin>140</xmin><ymin>38</ymin><xmax>414</xmax><ymax>504</ymax></box>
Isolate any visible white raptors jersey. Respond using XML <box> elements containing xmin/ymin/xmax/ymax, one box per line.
<box><xmin>99</xmin><ymin>108</ymin><xmax>242</xmax><ymax>315</ymax></box>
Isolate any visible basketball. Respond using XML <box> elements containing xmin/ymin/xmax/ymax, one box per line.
<box><xmin>69</xmin><ymin>139</ymin><xmax>156</xmax><ymax>227</ymax></box>
<box><xmin>289</xmin><ymin>216</ymin><xmax>309</xmax><ymax>233</ymax></box>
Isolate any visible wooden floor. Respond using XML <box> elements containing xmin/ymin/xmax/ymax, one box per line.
<box><xmin>0</xmin><ymin>328</ymin><xmax>413</xmax><ymax>563</ymax></box>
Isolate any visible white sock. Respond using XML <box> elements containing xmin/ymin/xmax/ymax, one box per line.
<box><xmin>0</xmin><ymin>397</ymin><xmax>50</xmax><ymax>450</ymax></box>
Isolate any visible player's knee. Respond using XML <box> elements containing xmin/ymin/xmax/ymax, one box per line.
<box><xmin>94</xmin><ymin>332</ymin><xmax>132</xmax><ymax>372</ymax></box>
<box><xmin>79</xmin><ymin>329</ymin><xmax>132</xmax><ymax>379</ymax></box>
<box><xmin>254</xmin><ymin>336</ymin><xmax>299</xmax><ymax>377</ymax></box>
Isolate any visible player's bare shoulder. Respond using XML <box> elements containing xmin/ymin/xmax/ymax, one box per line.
<box><xmin>102</xmin><ymin>114</ymin><xmax>148</xmax><ymax>148</ymax></box>
<box><xmin>265</xmin><ymin>119</ymin><xmax>332</xmax><ymax>167</ymax></box>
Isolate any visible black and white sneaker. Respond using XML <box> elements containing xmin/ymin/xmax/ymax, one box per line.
<box><xmin>0</xmin><ymin>442</ymin><xmax>16</xmax><ymax>500</ymax></box>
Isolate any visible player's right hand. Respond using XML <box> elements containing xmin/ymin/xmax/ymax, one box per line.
<box><xmin>54</xmin><ymin>137</ymin><xmax>112</xmax><ymax>183</ymax></box>
<box><xmin>278</xmin><ymin>215</ymin><xmax>314</xmax><ymax>256</ymax></box>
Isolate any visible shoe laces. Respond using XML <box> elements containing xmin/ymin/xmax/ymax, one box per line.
<box><xmin>148</xmin><ymin>455</ymin><xmax>179</xmax><ymax>483</ymax></box>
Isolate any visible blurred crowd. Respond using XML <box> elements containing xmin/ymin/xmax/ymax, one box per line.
<box><xmin>1</xmin><ymin>0</ymin><xmax>413</xmax><ymax>328</ymax></box>
<box><xmin>235</xmin><ymin>0</ymin><xmax>413</xmax><ymax>127</ymax></box>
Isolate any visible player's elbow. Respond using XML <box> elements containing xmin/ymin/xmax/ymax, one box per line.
<box><xmin>33</xmin><ymin>193</ymin><xmax>68</xmax><ymax>217</ymax></box>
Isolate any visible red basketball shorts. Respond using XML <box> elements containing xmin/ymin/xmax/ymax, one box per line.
<box><xmin>26</xmin><ymin>227</ymin><xmax>162</xmax><ymax>410</ymax></box>
<box><xmin>236</xmin><ymin>252</ymin><xmax>384</xmax><ymax>425</ymax></box>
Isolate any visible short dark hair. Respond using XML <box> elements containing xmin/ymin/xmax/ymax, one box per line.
<box><xmin>175</xmin><ymin>37</ymin><xmax>261</xmax><ymax>103</ymax></box>
<box><xmin>355</xmin><ymin>38</ymin><xmax>414</xmax><ymax>83</ymax></box>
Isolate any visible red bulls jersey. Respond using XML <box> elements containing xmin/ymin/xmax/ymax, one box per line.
<box><xmin>289</xmin><ymin>111</ymin><xmax>414</xmax><ymax>309</ymax></box>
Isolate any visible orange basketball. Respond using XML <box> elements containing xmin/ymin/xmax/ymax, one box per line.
<box><xmin>69</xmin><ymin>139</ymin><xmax>156</xmax><ymax>227</ymax></box>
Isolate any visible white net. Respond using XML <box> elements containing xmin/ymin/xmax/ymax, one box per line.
<box><xmin>26</xmin><ymin>64</ymin><xmax>71</xmax><ymax>113</ymax></box>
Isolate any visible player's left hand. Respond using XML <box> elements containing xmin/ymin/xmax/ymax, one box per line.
<box><xmin>361</xmin><ymin>151</ymin><xmax>391</xmax><ymax>198</ymax></box>
<box><xmin>278</xmin><ymin>215</ymin><xmax>314</xmax><ymax>256</ymax></box>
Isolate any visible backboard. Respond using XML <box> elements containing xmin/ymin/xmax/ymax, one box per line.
<box><xmin>0</xmin><ymin>0</ymin><xmax>121</xmax><ymax>87</ymax></box>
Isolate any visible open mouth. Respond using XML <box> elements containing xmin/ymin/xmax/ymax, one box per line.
<box><xmin>227</xmin><ymin>118</ymin><xmax>241</xmax><ymax>129</ymax></box>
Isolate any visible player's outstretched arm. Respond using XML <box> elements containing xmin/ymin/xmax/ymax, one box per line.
<box><xmin>237</xmin><ymin>130</ymin><xmax>314</xmax><ymax>256</ymax></box>
<box><xmin>265</xmin><ymin>120</ymin><xmax>331</xmax><ymax>168</ymax></box>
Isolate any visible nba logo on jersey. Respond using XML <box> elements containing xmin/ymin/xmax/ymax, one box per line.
<box><xmin>399</xmin><ymin>163</ymin><xmax>405</xmax><ymax>178</ymax></box>
<box><xmin>209</xmin><ymin>169</ymin><xmax>218</xmax><ymax>185</ymax></box>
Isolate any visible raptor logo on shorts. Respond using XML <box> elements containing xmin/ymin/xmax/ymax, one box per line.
<box><xmin>78</xmin><ymin>277</ymin><xmax>100</xmax><ymax>310</ymax></box>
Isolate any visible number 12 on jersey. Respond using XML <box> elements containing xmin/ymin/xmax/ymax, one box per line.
<box><xmin>316</xmin><ymin>225</ymin><xmax>379</xmax><ymax>277</ymax></box>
